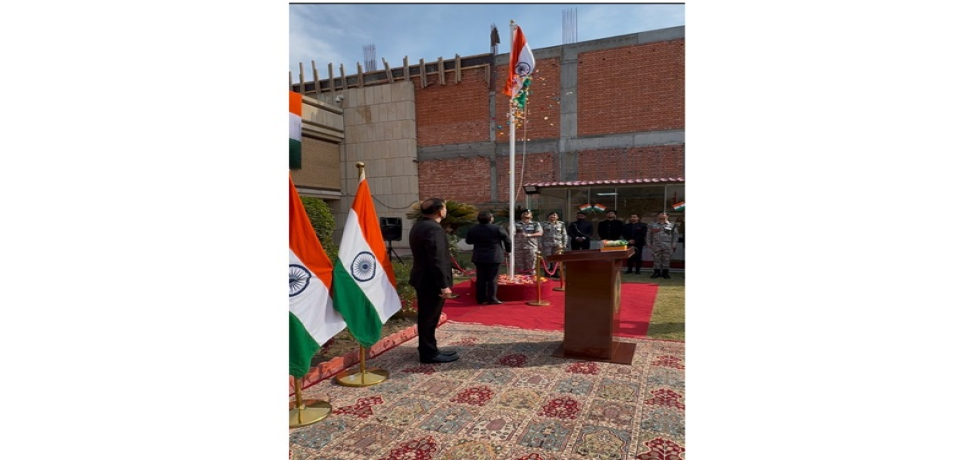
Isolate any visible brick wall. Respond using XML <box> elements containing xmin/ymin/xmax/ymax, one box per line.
<box><xmin>493</xmin><ymin>56</ymin><xmax>561</xmax><ymax>143</ymax></box>
<box><xmin>493</xmin><ymin>152</ymin><xmax>560</xmax><ymax>203</ymax></box>
<box><xmin>577</xmin><ymin>145</ymin><xmax>685</xmax><ymax>180</ymax></box>
<box><xmin>418</xmin><ymin>156</ymin><xmax>492</xmax><ymax>204</ymax></box>
<box><xmin>291</xmin><ymin>137</ymin><xmax>341</xmax><ymax>190</ymax></box>
<box><xmin>415</xmin><ymin>67</ymin><xmax>491</xmax><ymax>146</ymax></box>
<box><xmin>577</xmin><ymin>39</ymin><xmax>685</xmax><ymax>135</ymax></box>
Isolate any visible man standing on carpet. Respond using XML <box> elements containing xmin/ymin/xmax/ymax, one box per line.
<box><xmin>598</xmin><ymin>209</ymin><xmax>625</xmax><ymax>242</ymax></box>
<box><xmin>646</xmin><ymin>211</ymin><xmax>679</xmax><ymax>279</ymax></box>
<box><xmin>567</xmin><ymin>211</ymin><xmax>594</xmax><ymax>250</ymax></box>
<box><xmin>409</xmin><ymin>198</ymin><xmax>459</xmax><ymax>363</ymax></box>
<box><xmin>465</xmin><ymin>210</ymin><xmax>511</xmax><ymax>305</ymax></box>
<box><xmin>622</xmin><ymin>213</ymin><xmax>647</xmax><ymax>274</ymax></box>
<box><xmin>540</xmin><ymin>211</ymin><xmax>568</xmax><ymax>278</ymax></box>
<box><xmin>512</xmin><ymin>209</ymin><xmax>543</xmax><ymax>274</ymax></box>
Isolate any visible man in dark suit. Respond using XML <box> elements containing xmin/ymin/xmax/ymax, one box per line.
<box><xmin>409</xmin><ymin>198</ymin><xmax>459</xmax><ymax>363</ymax></box>
<box><xmin>621</xmin><ymin>213</ymin><xmax>648</xmax><ymax>274</ymax></box>
<box><xmin>597</xmin><ymin>209</ymin><xmax>625</xmax><ymax>241</ymax></box>
<box><xmin>465</xmin><ymin>210</ymin><xmax>512</xmax><ymax>305</ymax></box>
<box><xmin>567</xmin><ymin>211</ymin><xmax>594</xmax><ymax>250</ymax></box>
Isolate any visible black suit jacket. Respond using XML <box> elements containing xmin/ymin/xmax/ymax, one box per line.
<box><xmin>567</xmin><ymin>219</ymin><xmax>593</xmax><ymax>240</ymax></box>
<box><xmin>622</xmin><ymin>222</ymin><xmax>648</xmax><ymax>247</ymax></box>
<box><xmin>408</xmin><ymin>217</ymin><xmax>453</xmax><ymax>292</ymax></box>
<box><xmin>598</xmin><ymin>219</ymin><xmax>624</xmax><ymax>240</ymax></box>
<box><xmin>466</xmin><ymin>223</ymin><xmax>512</xmax><ymax>264</ymax></box>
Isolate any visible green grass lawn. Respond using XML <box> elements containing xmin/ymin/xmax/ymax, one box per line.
<box><xmin>622</xmin><ymin>270</ymin><xmax>685</xmax><ymax>341</ymax></box>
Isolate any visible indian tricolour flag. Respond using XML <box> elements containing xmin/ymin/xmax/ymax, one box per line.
<box><xmin>503</xmin><ymin>22</ymin><xmax>535</xmax><ymax>100</ymax></box>
<box><xmin>593</xmin><ymin>203</ymin><xmax>607</xmax><ymax>213</ymax></box>
<box><xmin>289</xmin><ymin>175</ymin><xmax>347</xmax><ymax>378</ymax></box>
<box><xmin>332</xmin><ymin>175</ymin><xmax>402</xmax><ymax>348</ymax></box>
<box><xmin>578</xmin><ymin>203</ymin><xmax>593</xmax><ymax>212</ymax></box>
<box><xmin>672</xmin><ymin>201</ymin><xmax>685</xmax><ymax>212</ymax></box>
<box><xmin>289</xmin><ymin>91</ymin><xmax>302</xmax><ymax>169</ymax></box>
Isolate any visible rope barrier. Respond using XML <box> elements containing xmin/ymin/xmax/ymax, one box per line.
<box><xmin>450</xmin><ymin>255</ymin><xmax>475</xmax><ymax>276</ymax></box>
<box><xmin>540</xmin><ymin>253</ymin><xmax>560</xmax><ymax>276</ymax></box>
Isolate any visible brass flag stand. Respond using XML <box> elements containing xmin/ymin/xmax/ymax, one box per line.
<box><xmin>334</xmin><ymin>346</ymin><xmax>389</xmax><ymax>387</ymax></box>
<box><xmin>552</xmin><ymin>247</ymin><xmax>566</xmax><ymax>292</ymax></box>
<box><xmin>527</xmin><ymin>251</ymin><xmax>551</xmax><ymax>306</ymax></box>
<box><xmin>289</xmin><ymin>377</ymin><xmax>332</xmax><ymax>428</ymax></box>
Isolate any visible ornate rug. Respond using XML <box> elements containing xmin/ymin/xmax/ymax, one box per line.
<box><xmin>289</xmin><ymin>321</ymin><xmax>685</xmax><ymax>460</ymax></box>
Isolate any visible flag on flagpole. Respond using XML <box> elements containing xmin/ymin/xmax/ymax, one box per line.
<box><xmin>289</xmin><ymin>91</ymin><xmax>302</xmax><ymax>169</ymax></box>
<box><xmin>289</xmin><ymin>175</ymin><xmax>347</xmax><ymax>378</ymax></box>
<box><xmin>503</xmin><ymin>22</ymin><xmax>535</xmax><ymax>102</ymax></box>
<box><xmin>332</xmin><ymin>174</ymin><xmax>402</xmax><ymax>348</ymax></box>
<box><xmin>578</xmin><ymin>203</ymin><xmax>593</xmax><ymax>212</ymax></box>
<box><xmin>592</xmin><ymin>203</ymin><xmax>607</xmax><ymax>213</ymax></box>
<box><xmin>672</xmin><ymin>201</ymin><xmax>686</xmax><ymax>212</ymax></box>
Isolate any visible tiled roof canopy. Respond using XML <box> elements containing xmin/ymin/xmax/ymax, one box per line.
<box><xmin>523</xmin><ymin>178</ymin><xmax>685</xmax><ymax>188</ymax></box>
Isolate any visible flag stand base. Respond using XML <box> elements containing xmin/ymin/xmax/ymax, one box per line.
<box><xmin>289</xmin><ymin>399</ymin><xmax>332</xmax><ymax>428</ymax></box>
<box><xmin>526</xmin><ymin>300</ymin><xmax>551</xmax><ymax>307</ymax></box>
<box><xmin>334</xmin><ymin>368</ymin><xmax>389</xmax><ymax>387</ymax></box>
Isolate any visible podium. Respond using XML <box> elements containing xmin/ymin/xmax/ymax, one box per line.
<box><xmin>545</xmin><ymin>248</ymin><xmax>636</xmax><ymax>365</ymax></box>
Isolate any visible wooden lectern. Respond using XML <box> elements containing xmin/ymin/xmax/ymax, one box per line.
<box><xmin>545</xmin><ymin>248</ymin><xmax>636</xmax><ymax>365</ymax></box>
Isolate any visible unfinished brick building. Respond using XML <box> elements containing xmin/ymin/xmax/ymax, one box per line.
<box><xmin>290</xmin><ymin>25</ymin><xmax>684</xmax><ymax>263</ymax></box>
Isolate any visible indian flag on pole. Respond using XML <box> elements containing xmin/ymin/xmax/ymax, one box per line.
<box><xmin>578</xmin><ymin>203</ymin><xmax>593</xmax><ymax>212</ymax></box>
<box><xmin>289</xmin><ymin>175</ymin><xmax>347</xmax><ymax>378</ymax></box>
<box><xmin>592</xmin><ymin>203</ymin><xmax>607</xmax><ymax>213</ymax></box>
<box><xmin>672</xmin><ymin>201</ymin><xmax>685</xmax><ymax>212</ymax></box>
<box><xmin>332</xmin><ymin>173</ymin><xmax>402</xmax><ymax>348</ymax></box>
<box><xmin>289</xmin><ymin>91</ymin><xmax>302</xmax><ymax>169</ymax></box>
<box><xmin>503</xmin><ymin>22</ymin><xmax>535</xmax><ymax>102</ymax></box>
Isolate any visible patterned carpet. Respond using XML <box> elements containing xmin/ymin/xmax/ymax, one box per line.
<box><xmin>289</xmin><ymin>321</ymin><xmax>685</xmax><ymax>460</ymax></box>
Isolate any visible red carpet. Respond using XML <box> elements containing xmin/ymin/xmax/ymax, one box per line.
<box><xmin>441</xmin><ymin>279</ymin><xmax>658</xmax><ymax>338</ymax></box>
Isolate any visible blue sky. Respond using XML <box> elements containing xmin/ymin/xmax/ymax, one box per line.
<box><xmin>289</xmin><ymin>3</ymin><xmax>685</xmax><ymax>82</ymax></box>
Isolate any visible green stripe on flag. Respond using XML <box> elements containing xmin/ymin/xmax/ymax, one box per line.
<box><xmin>289</xmin><ymin>312</ymin><xmax>322</xmax><ymax>378</ymax></box>
<box><xmin>331</xmin><ymin>264</ymin><xmax>384</xmax><ymax>348</ymax></box>
<box><xmin>289</xmin><ymin>138</ymin><xmax>301</xmax><ymax>169</ymax></box>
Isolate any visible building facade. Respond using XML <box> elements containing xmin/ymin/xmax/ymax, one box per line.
<box><xmin>290</xmin><ymin>26</ymin><xmax>684</xmax><ymax>265</ymax></box>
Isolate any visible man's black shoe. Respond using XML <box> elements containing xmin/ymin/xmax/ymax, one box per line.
<box><xmin>439</xmin><ymin>349</ymin><xmax>458</xmax><ymax>356</ymax></box>
<box><xmin>420</xmin><ymin>353</ymin><xmax>459</xmax><ymax>364</ymax></box>
<box><xmin>488</xmin><ymin>299</ymin><xmax>504</xmax><ymax>304</ymax></box>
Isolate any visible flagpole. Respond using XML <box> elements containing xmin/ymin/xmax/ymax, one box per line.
<box><xmin>334</xmin><ymin>162</ymin><xmax>389</xmax><ymax>388</ymax></box>
<box><xmin>508</xmin><ymin>20</ymin><xmax>517</xmax><ymax>279</ymax></box>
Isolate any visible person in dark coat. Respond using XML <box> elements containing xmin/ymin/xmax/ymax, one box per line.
<box><xmin>597</xmin><ymin>210</ymin><xmax>625</xmax><ymax>241</ymax></box>
<box><xmin>408</xmin><ymin>198</ymin><xmax>459</xmax><ymax>363</ymax></box>
<box><xmin>567</xmin><ymin>211</ymin><xmax>594</xmax><ymax>250</ymax></box>
<box><xmin>621</xmin><ymin>213</ymin><xmax>648</xmax><ymax>274</ymax></box>
<box><xmin>465</xmin><ymin>210</ymin><xmax>512</xmax><ymax>305</ymax></box>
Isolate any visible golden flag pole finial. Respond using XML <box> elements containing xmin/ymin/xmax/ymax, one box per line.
<box><xmin>356</xmin><ymin>161</ymin><xmax>366</xmax><ymax>180</ymax></box>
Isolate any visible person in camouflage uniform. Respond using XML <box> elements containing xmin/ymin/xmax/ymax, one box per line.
<box><xmin>646</xmin><ymin>211</ymin><xmax>679</xmax><ymax>279</ymax></box>
<box><xmin>540</xmin><ymin>211</ymin><xmax>568</xmax><ymax>277</ymax></box>
<box><xmin>512</xmin><ymin>209</ymin><xmax>543</xmax><ymax>274</ymax></box>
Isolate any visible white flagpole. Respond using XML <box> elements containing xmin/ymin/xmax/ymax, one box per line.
<box><xmin>508</xmin><ymin>21</ymin><xmax>516</xmax><ymax>279</ymax></box>
<box><xmin>508</xmin><ymin>105</ymin><xmax>516</xmax><ymax>278</ymax></box>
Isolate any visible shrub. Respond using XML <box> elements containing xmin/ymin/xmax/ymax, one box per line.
<box><xmin>300</xmin><ymin>196</ymin><xmax>338</xmax><ymax>259</ymax></box>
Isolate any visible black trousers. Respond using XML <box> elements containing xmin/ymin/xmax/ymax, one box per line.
<box><xmin>626</xmin><ymin>245</ymin><xmax>644</xmax><ymax>271</ymax></box>
<box><xmin>474</xmin><ymin>262</ymin><xmax>501</xmax><ymax>303</ymax></box>
<box><xmin>570</xmin><ymin>238</ymin><xmax>591</xmax><ymax>250</ymax></box>
<box><xmin>414</xmin><ymin>287</ymin><xmax>446</xmax><ymax>359</ymax></box>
